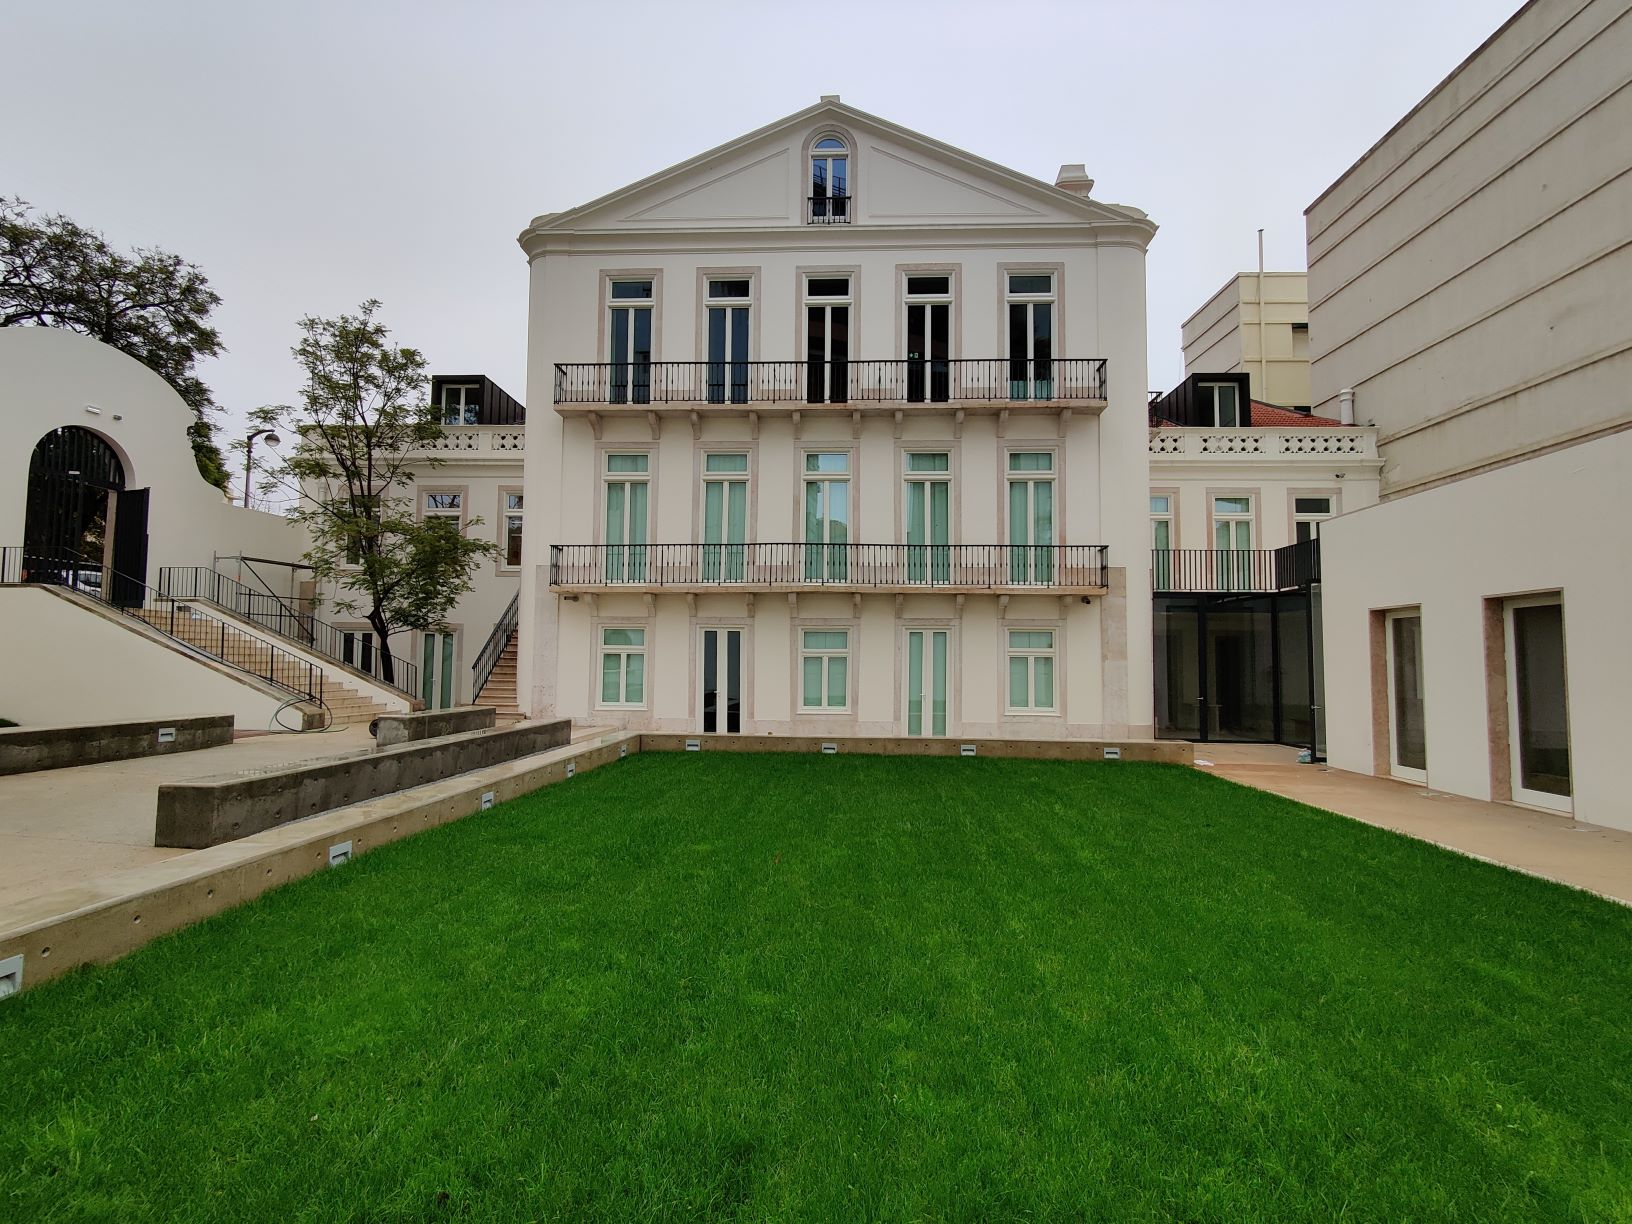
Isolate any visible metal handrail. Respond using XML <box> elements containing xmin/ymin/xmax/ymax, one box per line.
<box><xmin>553</xmin><ymin>357</ymin><xmax>1108</xmax><ymax>405</ymax></box>
<box><xmin>471</xmin><ymin>590</ymin><xmax>520</xmax><ymax>701</ymax></box>
<box><xmin>18</xmin><ymin>549</ymin><xmax>325</xmax><ymax>708</ymax></box>
<box><xmin>806</xmin><ymin>195</ymin><xmax>851</xmax><ymax>224</ymax></box>
<box><xmin>1152</xmin><ymin>540</ymin><xmax>1320</xmax><ymax>593</ymax></box>
<box><xmin>157</xmin><ymin>566</ymin><xmax>418</xmax><ymax>696</ymax></box>
<box><xmin>550</xmin><ymin>542</ymin><xmax>1109</xmax><ymax>591</ymax></box>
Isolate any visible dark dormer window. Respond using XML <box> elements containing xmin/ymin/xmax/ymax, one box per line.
<box><xmin>809</xmin><ymin>137</ymin><xmax>850</xmax><ymax>224</ymax></box>
<box><xmin>439</xmin><ymin>383</ymin><xmax>480</xmax><ymax>425</ymax></box>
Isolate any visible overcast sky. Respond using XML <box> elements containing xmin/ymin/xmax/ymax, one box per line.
<box><xmin>8</xmin><ymin>0</ymin><xmax>1516</xmax><ymax>487</ymax></box>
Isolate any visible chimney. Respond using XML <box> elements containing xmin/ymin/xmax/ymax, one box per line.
<box><xmin>1054</xmin><ymin>164</ymin><xmax>1094</xmax><ymax>198</ymax></box>
<box><xmin>1338</xmin><ymin>388</ymin><xmax>1356</xmax><ymax>426</ymax></box>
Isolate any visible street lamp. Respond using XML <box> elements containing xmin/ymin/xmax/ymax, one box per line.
<box><xmin>243</xmin><ymin>428</ymin><xmax>281</xmax><ymax>508</ymax></box>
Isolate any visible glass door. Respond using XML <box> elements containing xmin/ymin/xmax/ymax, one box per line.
<box><xmin>1151</xmin><ymin>495</ymin><xmax>1174</xmax><ymax>591</ymax></box>
<box><xmin>804</xmin><ymin>277</ymin><xmax>850</xmax><ymax>404</ymax></box>
<box><xmin>705</xmin><ymin>279</ymin><xmax>750</xmax><ymax>404</ymax></box>
<box><xmin>904</xmin><ymin>453</ymin><xmax>951</xmax><ymax>584</ymax></box>
<box><xmin>421</xmin><ymin>630</ymin><xmax>456</xmax><ymax>710</ymax></box>
<box><xmin>702</xmin><ymin>454</ymin><xmax>747</xmax><ymax>582</ymax></box>
<box><xmin>1006</xmin><ymin>273</ymin><xmax>1055</xmax><ymax>400</ymax></box>
<box><xmin>1007</xmin><ymin>452</ymin><xmax>1054</xmax><ymax>584</ymax></box>
<box><xmin>1212</xmin><ymin>496</ymin><xmax>1254</xmax><ymax>591</ymax></box>
<box><xmin>604</xmin><ymin>454</ymin><xmax>649</xmax><ymax>583</ymax></box>
<box><xmin>608</xmin><ymin>280</ymin><xmax>653</xmax><ymax>405</ymax></box>
<box><xmin>341</xmin><ymin>629</ymin><xmax>376</xmax><ymax>676</ymax></box>
<box><xmin>699</xmin><ymin>627</ymin><xmax>743</xmax><ymax>733</ymax></box>
<box><xmin>1506</xmin><ymin>597</ymin><xmax>1571</xmax><ymax>811</ymax></box>
<box><xmin>1386</xmin><ymin>610</ymin><xmax>1427</xmax><ymax>783</ymax></box>
<box><xmin>904</xmin><ymin>629</ymin><xmax>950</xmax><ymax>737</ymax></box>
<box><xmin>904</xmin><ymin>275</ymin><xmax>951</xmax><ymax>402</ymax></box>
<box><xmin>803</xmin><ymin>452</ymin><xmax>849</xmax><ymax>581</ymax></box>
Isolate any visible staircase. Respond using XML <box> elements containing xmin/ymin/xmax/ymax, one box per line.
<box><xmin>475</xmin><ymin>635</ymin><xmax>523</xmax><ymax>721</ymax></box>
<box><xmin>134</xmin><ymin>605</ymin><xmax>394</xmax><ymax>727</ymax></box>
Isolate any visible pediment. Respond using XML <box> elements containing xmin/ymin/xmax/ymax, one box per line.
<box><xmin>622</xmin><ymin>148</ymin><xmax>791</xmax><ymax>223</ymax></box>
<box><xmin>863</xmin><ymin>147</ymin><xmax>1049</xmax><ymax>221</ymax></box>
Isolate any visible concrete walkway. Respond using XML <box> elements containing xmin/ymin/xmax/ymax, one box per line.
<box><xmin>1199</xmin><ymin>745</ymin><xmax>1632</xmax><ymax>906</ymax></box>
<box><xmin>0</xmin><ymin>726</ymin><xmax>377</xmax><ymax>908</ymax></box>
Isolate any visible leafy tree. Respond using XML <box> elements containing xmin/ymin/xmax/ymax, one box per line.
<box><xmin>251</xmin><ymin>301</ymin><xmax>496</xmax><ymax>687</ymax></box>
<box><xmin>0</xmin><ymin>195</ymin><xmax>231</xmax><ymax>487</ymax></box>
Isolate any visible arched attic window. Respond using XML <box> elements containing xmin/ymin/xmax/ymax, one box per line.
<box><xmin>809</xmin><ymin>136</ymin><xmax>851</xmax><ymax>224</ymax></box>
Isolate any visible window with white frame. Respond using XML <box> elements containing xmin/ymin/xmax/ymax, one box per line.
<box><xmin>423</xmin><ymin>491</ymin><xmax>462</xmax><ymax>531</ymax></box>
<box><xmin>1293</xmin><ymin>495</ymin><xmax>1333</xmax><ymax>543</ymax></box>
<box><xmin>809</xmin><ymin>136</ymin><xmax>850</xmax><ymax>222</ymax></box>
<box><xmin>439</xmin><ymin>383</ymin><xmax>480</xmax><ymax>425</ymax></box>
<box><xmin>1006</xmin><ymin>273</ymin><xmax>1055</xmax><ymax>400</ymax></box>
<box><xmin>1213</xmin><ymin>495</ymin><xmax>1254</xmax><ymax>590</ymax></box>
<box><xmin>1151</xmin><ymin>494</ymin><xmax>1175</xmax><ymax>590</ymax></box>
<box><xmin>502</xmin><ymin>491</ymin><xmax>524</xmax><ymax>567</ymax></box>
<box><xmin>799</xmin><ymin>629</ymin><xmax>850</xmax><ymax>711</ymax></box>
<box><xmin>608</xmin><ymin>279</ymin><xmax>654</xmax><ymax>404</ymax></box>
<box><xmin>702</xmin><ymin>453</ymin><xmax>748</xmax><ymax>581</ymax></box>
<box><xmin>599</xmin><ymin>627</ymin><xmax>646</xmax><ymax>707</ymax></box>
<box><xmin>704</xmin><ymin>279</ymin><xmax>752</xmax><ymax>404</ymax></box>
<box><xmin>604</xmin><ymin>453</ymin><xmax>650</xmax><ymax>582</ymax></box>
<box><xmin>1007</xmin><ymin>629</ymin><xmax>1056</xmax><ymax>712</ymax></box>
<box><xmin>1201</xmin><ymin>382</ymin><xmax>1242</xmax><ymax>427</ymax></box>
<box><xmin>904</xmin><ymin>451</ymin><xmax>952</xmax><ymax>583</ymax></box>
<box><xmin>803</xmin><ymin>451</ymin><xmax>850</xmax><ymax>581</ymax></box>
<box><xmin>1007</xmin><ymin>451</ymin><xmax>1055</xmax><ymax>583</ymax></box>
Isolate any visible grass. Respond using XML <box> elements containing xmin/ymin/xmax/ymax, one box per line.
<box><xmin>4</xmin><ymin>754</ymin><xmax>1632</xmax><ymax>1221</ymax></box>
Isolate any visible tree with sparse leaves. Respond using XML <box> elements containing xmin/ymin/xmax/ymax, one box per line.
<box><xmin>0</xmin><ymin>196</ymin><xmax>230</xmax><ymax>488</ymax></box>
<box><xmin>250</xmin><ymin>301</ymin><xmax>496</xmax><ymax>687</ymax></box>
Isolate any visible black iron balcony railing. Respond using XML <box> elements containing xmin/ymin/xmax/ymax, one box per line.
<box><xmin>553</xmin><ymin>357</ymin><xmax>1107</xmax><ymax>406</ymax></box>
<box><xmin>158</xmin><ymin>566</ymin><xmax>419</xmax><ymax>696</ymax></box>
<box><xmin>551</xmin><ymin>542</ymin><xmax>1109</xmax><ymax>591</ymax></box>
<box><xmin>1152</xmin><ymin>539</ymin><xmax>1320</xmax><ymax>594</ymax></box>
<box><xmin>807</xmin><ymin>195</ymin><xmax>850</xmax><ymax>224</ymax></box>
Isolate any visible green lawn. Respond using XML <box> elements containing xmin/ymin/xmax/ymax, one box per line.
<box><xmin>4</xmin><ymin>755</ymin><xmax>1632</xmax><ymax>1221</ymax></box>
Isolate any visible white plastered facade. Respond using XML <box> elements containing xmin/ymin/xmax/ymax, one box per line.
<box><xmin>517</xmin><ymin>100</ymin><xmax>1158</xmax><ymax>739</ymax></box>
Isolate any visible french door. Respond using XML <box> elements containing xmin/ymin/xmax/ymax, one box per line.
<box><xmin>608</xmin><ymin>284</ymin><xmax>653</xmax><ymax>405</ymax></box>
<box><xmin>1386</xmin><ymin>610</ymin><xmax>1427</xmax><ymax>783</ymax></box>
<box><xmin>699</xmin><ymin>627</ymin><xmax>743</xmax><ymax>733</ymax></box>
<box><xmin>422</xmin><ymin>630</ymin><xmax>456</xmax><ymax>710</ymax></box>
<box><xmin>803</xmin><ymin>454</ymin><xmax>850</xmax><ymax>581</ymax></box>
<box><xmin>1506</xmin><ymin>597</ymin><xmax>1571</xmax><ymax>811</ymax></box>
<box><xmin>1007</xmin><ymin>453</ymin><xmax>1054</xmax><ymax>584</ymax></box>
<box><xmin>702</xmin><ymin>455</ymin><xmax>747</xmax><ymax>582</ymax></box>
<box><xmin>904</xmin><ymin>628</ymin><xmax>950</xmax><ymax>737</ymax></box>
<box><xmin>604</xmin><ymin>460</ymin><xmax>649</xmax><ymax>583</ymax></box>
<box><xmin>904</xmin><ymin>454</ymin><xmax>951</xmax><ymax>585</ymax></box>
<box><xmin>805</xmin><ymin>278</ymin><xmax>850</xmax><ymax>404</ymax></box>
<box><xmin>341</xmin><ymin>629</ymin><xmax>377</xmax><ymax>676</ymax></box>
<box><xmin>1006</xmin><ymin>275</ymin><xmax>1055</xmax><ymax>401</ymax></box>
<box><xmin>905</xmin><ymin>294</ymin><xmax>950</xmax><ymax>403</ymax></box>
<box><xmin>706</xmin><ymin>304</ymin><xmax>750</xmax><ymax>404</ymax></box>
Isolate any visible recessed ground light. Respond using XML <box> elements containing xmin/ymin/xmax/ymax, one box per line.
<box><xmin>565</xmin><ymin>762</ymin><xmax>575</xmax><ymax>778</ymax></box>
<box><xmin>481</xmin><ymin>791</ymin><xmax>495</xmax><ymax>811</ymax></box>
<box><xmin>0</xmin><ymin>955</ymin><xmax>21</xmax><ymax>999</ymax></box>
<box><xmin>685</xmin><ymin>739</ymin><xmax>701</xmax><ymax>752</ymax></box>
<box><xmin>960</xmin><ymin>744</ymin><xmax>977</xmax><ymax>757</ymax></box>
<box><xmin>1103</xmin><ymin>747</ymin><xmax>1122</xmax><ymax>761</ymax></box>
<box><xmin>821</xmin><ymin>742</ymin><xmax>838</xmax><ymax>755</ymax></box>
<box><xmin>328</xmin><ymin>841</ymin><xmax>352</xmax><ymax>868</ymax></box>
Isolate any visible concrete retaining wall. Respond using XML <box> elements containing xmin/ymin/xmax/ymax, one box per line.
<box><xmin>0</xmin><ymin>715</ymin><xmax>234</xmax><ymax>776</ymax></box>
<box><xmin>155</xmin><ymin>718</ymin><xmax>571</xmax><ymax>848</ymax></box>
<box><xmin>374</xmin><ymin>705</ymin><xmax>496</xmax><ymax>749</ymax></box>
<box><xmin>639</xmin><ymin>734</ymin><xmax>1193</xmax><ymax>765</ymax></box>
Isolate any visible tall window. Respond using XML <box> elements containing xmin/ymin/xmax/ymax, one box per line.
<box><xmin>809</xmin><ymin>136</ymin><xmax>849</xmax><ymax>222</ymax></box>
<box><xmin>1202</xmin><ymin>382</ymin><xmax>1241</xmax><ymax>427</ymax></box>
<box><xmin>1007</xmin><ymin>273</ymin><xmax>1055</xmax><ymax>401</ymax></box>
<box><xmin>1293</xmin><ymin>495</ymin><xmax>1333</xmax><ymax>543</ymax></box>
<box><xmin>1007</xmin><ymin>630</ymin><xmax>1056</xmax><ymax>713</ymax></box>
<box><xmin>1007</xmin><ymin>452</ymin><xmax>1054</xmax><ymax>584</ymax></box>
<box><xmin>1213</xmin><ymin>495</ymin><xmax>1253</xmax><ymax>590</ymax></box>
<box><xmin>1150</xmin><ymin>494</ymin><xmax>1175</xmax><ymax>590</ymax></box>
<box><xmin>803</xmin><ymin>452</ymin><xmax>850</xmax><ymax>581</ymax></box>
<box><xmin>599</xmin><ymin>627</ymin><xmax>646</xmax><ymax>708</ymax></box>
<box><xmin>805</xmin><ymin>275</ymin><xmax>851</xmax><ymax>404</ymax></box>
<box><xmin>608</xmin><ymin>280</ymin><xmax>653</xmax><ymax>404</ymax></box>
<box><xmin>904</xmin><ymin>452</ymin><xmax>951</xmax><ymax>584</ymax></box>
<box><xmin>904</xmin><ymin>274</ymin><xmax>952</xmax><ymax>403</ymax></box>
<box><xmin>439</xmin><ymin>383</ymin><xmax>480</xmax><ymax>425</ymax></box>
<box><xmin>604</xmin><ymin>454</ymin><xmax>649</xmax><ymax>582</ymax></box>
<box><xmin>340</xmin><ymin>628</ymin><xmax>376</xmax><ymax>674</ymax></box>
<box><xmin>423</xmin><ymin>491</ymin><xmax>462</xmax><ymax>531</ymax></box>
<box><xmin>702</xmin><ymin>453</ymin><xmax>748</xmax><ymax>581</ymax></box>
<box><xmin>705</xmin><ymin>279</ymin><xmax>751</xmax><ymax>404</ymax></box>
<box><xmin>502</xmin><ymin>491</ymin><xmax>524</xmax><ymax>568</ymax></box>
<box><xmin>799</xmin><ymin>629</ymin><xmax>850</xmax><ymax>711</ymax></box>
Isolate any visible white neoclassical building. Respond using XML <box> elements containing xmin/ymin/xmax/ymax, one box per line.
<box><xmin>515</xmin><ymin>98</ymin><xmax>1158</xmax><ymax>739</ymax></box>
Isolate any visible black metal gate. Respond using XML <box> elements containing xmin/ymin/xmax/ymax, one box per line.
<box><xmin>23</xmin><ymin>426</ymin><xmax>147</xmax><ymax>599</ymax></box>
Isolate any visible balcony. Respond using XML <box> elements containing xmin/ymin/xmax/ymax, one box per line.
<box><xmin>550</xmin><ymin>543</ymin><xmax>1110</xmax><ymax>595</ymax></box>
<box><xmin>1149</xmin><ymin>427</ymin><xmax>1377</xmax><ymax>460</ymax></box>
<box><xmin>1153</xmin><ymin>541</ymin><xmax>1320</xmax><ymax>594</ymax></box>
<box><xmin>806</xmin><ymin>195</ymin><xmax>850</xmax><ymax>224</ymax></box>
<box><xmin>553</xmin><ymin>358</ymin><xmax>1107</xmax><ymax>433</ymax></box>
<box><xmin>409</xmin><ymin>425</ymin><xmax>526</xmax><ymax>458</ymax></box>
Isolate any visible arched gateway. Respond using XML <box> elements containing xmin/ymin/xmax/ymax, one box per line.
<box><xmin>23</xmin><ymin>426</ymin><xmax>149</xmax><ymax>606</ymax></box>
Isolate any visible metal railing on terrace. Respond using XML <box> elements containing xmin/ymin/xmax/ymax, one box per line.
<box><xmin>553</xmin><ymin>358</ymin><xmax>1107</xmax><ymax>406</ymax></box>
<box><xmin>158</xmin><ymin>566</ymin><xmax>419</xmax><ymax>696</ymax></box>
<box><xmin>471</xmin><ymin>590</ymin><xmax>519</xmax><ymax>701</ymax></box>
<box><xmin>1152</xmin><ymin>540</ymin><xmax>1321</xmax><ymax>594</ymax></box>
<box><xmin>550</xmin><ymin>542</ymin><xmax>1110</xmax><ymax>592</ymax></box>
<box><xmin>806</xmin><ymin>195</ymin><xmax>851</xmax><ymax>224</ymax></box>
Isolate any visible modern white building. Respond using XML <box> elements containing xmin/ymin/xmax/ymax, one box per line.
<box><xmin>516</xmin><ymin>98</ymin><xmax>1158</xmax><ymax>739</ymax></box>
<box><xmin>1181</xmin><ymin>271</ymin><xmax>1310</xmax><ymax>408</ymax></box>
<box><xmin>302</xmin><ymin>373</ymin><xmax>527</xmax><ymax>716</ymax></box>
<box><xmin>1310</xmin><ymin>0</ymin><xmax>1632</xmax><ymax>827</ymax></box>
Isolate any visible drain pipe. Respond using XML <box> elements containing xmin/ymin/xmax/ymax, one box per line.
<box><xmin>1257</xmin><ymin>229</ymin><xmax>1267</xmax><ymax>402</ymax></box>
<box><xmin>1338</xmin><ymin>387</ymin><xmax>1356</xmax><ymax>425</ymax></box>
